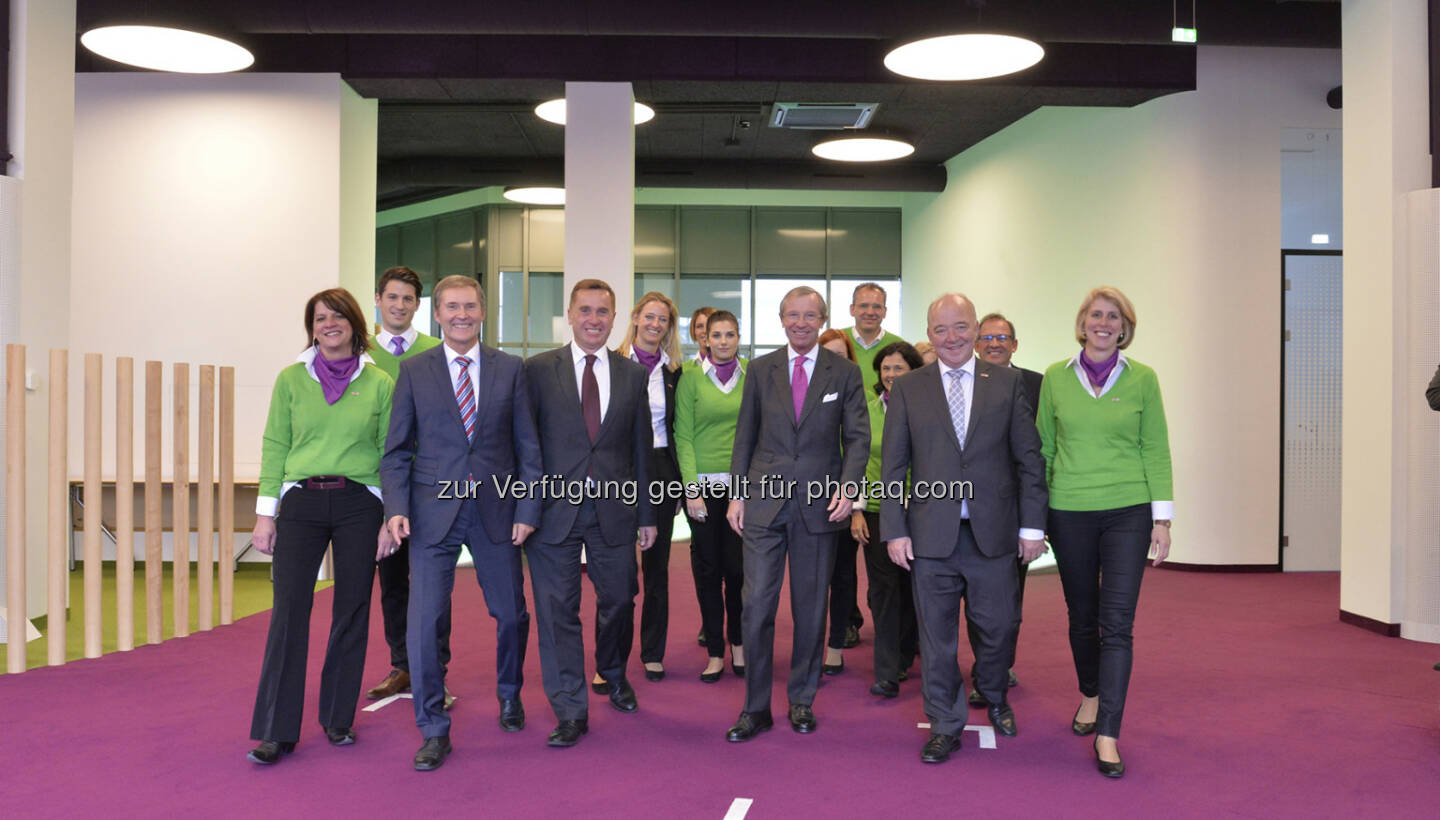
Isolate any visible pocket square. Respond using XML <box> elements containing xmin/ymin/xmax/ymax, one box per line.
<box><xmin>823</xmin><ymin>392</ymin><xmax>839</xmax><ymax>403</ymax></box>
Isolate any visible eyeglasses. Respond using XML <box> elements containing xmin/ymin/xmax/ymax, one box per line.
<box><xmin>977</xmin><ymin>334</ymin><xmax>1013</xmax><ymax>343</ymax></box>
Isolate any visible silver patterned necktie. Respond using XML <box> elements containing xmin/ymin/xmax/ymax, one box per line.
<box><xmin>946</xmin><ymin>368</ymin><xmax>967</xmax><ymax>449</ymax></box>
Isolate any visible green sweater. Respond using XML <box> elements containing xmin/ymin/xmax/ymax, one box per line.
<box><xmin>367</xmin><ymin>330</ymin><xmax>442</xmax><ymax>381</ymax></box>
<box><xmin>858</xmin><ymin>391</ymin><xmax>887</xmax><ymax>512</ymax></box>
<box><xmin>1035</xmin><ymin>356</ymin><xmax>1173</xmax><ymax>512</ymax></box>
<box><xmin>259</xmin><ymin>358</ymin><xmax>394</xmax><ymax>503</ymax></box>
<box><xmin>674</xmin><ymin>358</ymin><xmax>747</xmax><ymax>485</ymax></box>
<box><xmin>848</xmin><ymin>327</ymin><xmax>905</xmax><ymax>396</ymax></box>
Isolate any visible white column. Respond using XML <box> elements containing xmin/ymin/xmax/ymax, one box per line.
<box><xmin>1339</xmin><ymin>0</ymin><xmax>1431</xmax><ymax>630</ymax></box>
<box><xmin>563</xmin><ymin>82</ymin><xmax>635</xmax><ymax>347</ymax></box>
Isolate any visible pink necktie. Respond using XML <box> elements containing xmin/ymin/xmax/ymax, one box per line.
<box><xmin>792</xmin><ymin>355</ymin><xmax>808</xmax><ymax>421</ymax></box>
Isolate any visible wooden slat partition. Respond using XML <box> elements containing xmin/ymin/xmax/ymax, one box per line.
<box><xmin>46</xmin><ymin>350</ymin><xmax>67</xmax><ymax>666</ymax></box>
<box><xmin>115</xmin><ymin>358</ymin><xmax>134</xmax><ymax>652</ymax></box>
<box><xmin>144</xmin><ymin>361</ymin><xmax>162</xmax><ymax>644</ymax></box>
<box><xmin>196</xmin><ymin>366</ymin><xmax>214</xmax><ymax>631</ymax></box>
<box><xmin>82</xmin><ymin>354</ymin><xmax>102</xmax><ymax>658</ymax></box>
<box><xmin>172</xmin><ymin>364</ymin><xmax>190</xmax><ymax>639</ymax></box>
<box><xmin>218</xmin><ymin>367</ymin><xmax>235</xmax><ymax>624</ymax></box>
<box><xmin>6</xmin><ymin>345</ymin><xmax>26</xmax><ymax>674</ymax></box>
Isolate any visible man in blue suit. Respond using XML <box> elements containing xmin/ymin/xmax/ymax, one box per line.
<box><xmin>381</xmin><ymin>274</ymin><xmax>542</xmax><ymax>771</ymax></box>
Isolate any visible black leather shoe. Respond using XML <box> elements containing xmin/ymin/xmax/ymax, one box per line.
<box><xmin>590</xmin><ymin>678</ymin><xmax>611</xmax><ymax>695</ymax></box>
<box><xmin>843</xmin><ymin>625</ymin><xmax>861</xmax><ymax>648</ymax></box>
<box><xmin>413</xmin><ymin>736</ymin><xmax>451</xmax><ymax>771</ymax></box>
<box><xmin>1008</xmin><ymin>668</ymin><xmax>1018</xmax><ymax>687</ymax></box>
<box><xmin>700</xmin><ymin>668</ymin><xmax>723</xmax><ymax>684</ymax></box>
<box><xmin>725</xmin><ymin>711</ymin><xmax>773</xmax><ymax>742</ymax></box>
<box><xmin>1095</xmin><ymin>739</ymin><xmax>1125</xmax><ymax>778</ymax></box>
<box><xmin>898</xmin><ymin>669</ymin><xmax>910</xmax><ymax>682</ymax></box>
<box><xmin>608</xmin><ymin>678</ymin><xmax>639</xmax><ymax>713</ymax></box>
<box><xmin>246</xmin><ymin>740</ymin><xmax>295</xmax><ymax>764</ymax></box>
<box><xmin>1072</xmin><ymin>704</ymin><xmax>1097</xmax><ymax>736</ymax></box>
<box><xmin>967</xmin><ymin>687</ymin><xmax>988</xmax><ymax>707</ymax></box>
<box><xmin>644</xmin><ymin>666</ymin><xmax>666</xmax><ymax>682</ymax></box>
<box><xmin>870</xmin><ymin>680</ymin><xmax>899</xmax><ymax>699</ymax></box>
<box><xmin>987</xmin><ymin>703</ymin><xmax>1017</xmax><ymax>737</ymax></box>
<box><xmin>547</xmin><ymin>719</ymin><xmax>589</xmax><ymax>747</ymax></box>
<box><xmin>920</xmin><ymin>732</ymin><xmax>961</xmax><ymax>763</ymax></box>
<box><xmin>788</xmin><ymin>703</ymin><xmax>817</xmax><ymax>734</ymax></box>
<box><xmin>324</xmin><ymin>727</ymin><xmax>355</xmax><ymax>746</ymax></box>
<box><xmin>498</xmin><ymin>698</ymin><xmax>525</xmax><ymax>732</ymax></box>
<box><xmin>822</xmin><ymin>657</ymin><xmax>844</xmax><ymax>676</ymax></box>
<box><xmin>731</xmin><ymin>662</ymin><xmax>745</xmax><ymax>677</ymax></box>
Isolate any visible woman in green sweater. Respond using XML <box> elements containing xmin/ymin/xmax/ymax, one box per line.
<box><xmin>1036</xmin><ymin>286</ymin><xmax>1172</xmax><ymax>779</ymax></box>
<box><xmin>674</xmin><ymin>310</ymin><xmax>747</xmax><ymax>682</ymax></box>
<box><xmin>247</xmin><ymin>288</ymin><xmax>394</xmax><ymax>766</ymax></box>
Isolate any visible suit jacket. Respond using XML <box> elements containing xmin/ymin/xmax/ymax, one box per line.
<box><xmin>879</xmin><ymin>359</ymin><xmax>1047</xmax><ymax>559</ymax></box>
<box><xmin>380</xmin><ymin>343</ymin><xmax>542</xmax><ymax>548</ymax></box>
<box><xmin>526</xmin><ymin>344</ymin><xmax>656</xmax><ymax>545</ymax></box>
<box><xmin>1017</xmin><ymin>366</ymin><xmax>1043</xmax><ymax>423</ymax></box>
<box><xmin>729</xmin><ymin>346</ymin><xmax>869</xmax><ymax>534</ymax></box>
<box><xmin>1428</xmin><ymin>363</ymin><xmax>1440</xmax><ymax>411</ymax></box>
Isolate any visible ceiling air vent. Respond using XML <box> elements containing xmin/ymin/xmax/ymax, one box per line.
<box><xmin>769</xmin><ymin>102</ymin><xmax>878</xmax><ymax>130</ymax></box>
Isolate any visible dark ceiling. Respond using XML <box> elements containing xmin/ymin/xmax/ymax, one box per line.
<box><xmin>74</xmin><ymin>1</ymin><xmax>1341</xmax><ymax>209</ymax></box>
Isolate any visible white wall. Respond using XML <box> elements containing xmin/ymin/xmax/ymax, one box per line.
<box><xmin>902</xmin><ymin>46</ymin><xmax>1341</xmax><ymax>567</ymax></box>
<box><xmin>70</xmin><ymin>74</ymin><xmax>378</xmax><ymax>485</ymax></box>
<box><xmin>5</xmin><ymin>0</ymin><xmax>76</xmax><ymax>619</ymax></box>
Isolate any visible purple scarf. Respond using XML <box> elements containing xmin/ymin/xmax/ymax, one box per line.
<box><xmin>1079</xmin><ymin>349</ymin><xmax>1120</xmax><ymax>390</ymax></box>
<box><xmin>314</xmin><ymin>351</ymin><xmax>360</xmax><ymax>405</ymax></box>
<box><xmin>712</xmin><ymin>357</ymin><xmax>738</xmax><ymax>386</ymax></box>
<box><xmin>633</xmin><ymin>346</ymin><xmax>662</xmax><ymax>374</ymax></box>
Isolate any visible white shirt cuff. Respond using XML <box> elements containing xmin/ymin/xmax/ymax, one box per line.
<box><xmin>1151</xmin><ymin>500</ymin><xmax>1174</xmax><ymax>521</ymax></box>
<box><xmin>256</xmin><ymin>496</ymin><xmax>278</xmax><ymax>517</ymax></box>
<box><xmin>1019</xmin><ymin>527</ymin><xmax>1045</xmax><ymax>542</ymax></box>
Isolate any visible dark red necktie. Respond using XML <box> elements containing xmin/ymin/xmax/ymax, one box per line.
<box><xmin>582</xmin><ymin>354</ymin><xmax>601</xmax><ymax>442</ymax></box>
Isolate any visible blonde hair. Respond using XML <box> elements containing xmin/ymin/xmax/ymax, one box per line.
<box><xmin>617</xmin><ymin>292</ymin><xmax>681</xmax><ymax>370</ymax></box>
<box><xmin>1074</xmin><ymin>286</ymin><xmax>1137</xmax><ymax>349</ymax></box>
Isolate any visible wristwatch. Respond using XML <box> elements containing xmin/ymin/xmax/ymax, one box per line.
<box><xmin>1153</xmin><ymin>519</ymin><xmax>1171</xmax><ymax>528</ymax></box>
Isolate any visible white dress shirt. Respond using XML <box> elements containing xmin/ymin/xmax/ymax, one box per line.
<box><xmin>443</xmin><ymin>341</ymin><xmax>480</xmax><ymax>405</ymax></box>
<box><xmin>631</xmin><ymin>349</ymin><xmax>670</xmax><ymax>448</ymax></box>
<box><xmin>571</xmin><ymin>343</ymin><xmax>610</xmax><ymax>422</ymax></box>
<box><xmin>702</xmin><ymin>356</ymin><xmax>745</xmax><ymax>394</ymax></box>
<box><xmin>377</xmin><ymin>325</ymin><xmax>419</xmax><ymax>355</ymax></box>
<box><xmin>937</xmin><ymin>355</ymin><xmax>1043</xmax><ymax>542</ymax></box>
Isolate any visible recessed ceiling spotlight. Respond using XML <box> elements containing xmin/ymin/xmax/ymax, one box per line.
<box><xmin>534</xmin><ymin>99</ymin><xmax>655</xmax><ymax>126</ymax></box>
<box><xmin>884</xmin><ymin>33</ymin><xmax>1044</xmax><ymax>81</ymax></box>
<box><xmin>503</xmin><ymin>187</ymin><xmax>565</xmax><ymax>205</ymax></box>
<box><xmin>812</xmin><ymin>137</ymin><xmax>915</xmax><ymax>162</ymax></box>
<box><xmin>80</xmin><ymin>25</ymin><xmax>254</xmax><ymax>73</ymax></box>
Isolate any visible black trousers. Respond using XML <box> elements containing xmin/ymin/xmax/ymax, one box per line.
<box><xmin>826</xmin><ymin>528</ymin><xmax>861</xmax><ymax>649</ymax></box>
<box><xmin>1048</xmin><ymin>503</ymin><xmax>1152</xmax><ymax>739</ymax></box>
<box><xmin>859</xmin><ymin>510</ymin><xmax>917</xmax><ymax>684</ymax></box>
<box><xmin>528</xmin><ymin>498</ymin><xmax>638</xmax><ymax>721</ymax></box>
<box><xmin>639</xmin><ymin>445</ymin><xmax>680</xmax><ymax>664</ymax></box>
<box><xmin>740</xmin><ymin>499</ymin><xmax>837</xmax><ymax>714</ymax></box>
<box><xmin>375</xmin><ymin>537</ymin><xmax>452</xmax><ymax>675</ymax></box>
<box><xmin>966</xmin><ymin>554</ymin><xmax>1029</xmax><ymax>675</ymax></box>
<box><xmin>689</xmin><ymin>491</ymin><xmax>744</xmax><ymax>658</ymax></box>
<box><xmin>911</xmin><ymin>521</ymin><xmax>1016</xmax><ymax>737</ymax></box>
<box><xmin>250</xmin><ymin>483</ymin><xmax>381</xmax><ymax>743</ymax></box>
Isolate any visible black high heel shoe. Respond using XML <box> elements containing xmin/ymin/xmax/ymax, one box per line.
<box><xmin>1072</xmin><ymin>704</ymin><xmax>1097</xmax><ymax>736</ymax></box>
<box><xmin>1094</xmin><ymin>739</ymin><xmax>1124</xmax><ymax>779</ymax></box>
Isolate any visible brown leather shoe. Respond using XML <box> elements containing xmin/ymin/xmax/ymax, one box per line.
<box><xmin>365</xmin><ymin>669</ymin><xmax>410</xmax><ymax>700</ymax></box>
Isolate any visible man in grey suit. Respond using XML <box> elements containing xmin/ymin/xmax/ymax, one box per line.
<box><xmin>381</xmin><ymin>275</ymin><xmax>542</xmax><ymax>771</ymax></box>
<box><xmin>881</xmin><ymin>293</ymin><xmax>1047</xmax><ymax>764</ymax></box>
<box><xmin>525</xmin><ymin>279</ymin><xmax>657</xmax><ymax>748</ymax></box>
<box><xmin>725</xmin><ymin>286</ymin><xmax>870</xmax><ymax>741</ymax></box>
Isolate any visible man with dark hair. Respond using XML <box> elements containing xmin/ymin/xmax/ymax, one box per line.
<box><xmin>365</xmin><ymin>266</ymin><xmax>449</xmax><ymax>706</ymax></box>
<box><xmin>843</xmin><ymin>282</ymin><xmax>904</xmax><ymax>397</ymax></box>
<box><xmin>967</xmin><ymin>311</ymin><xmax>1045</xmax><ymax>703</ymax></box>
<box><xmin>523</xmin><ymin>278</ymin><xmax>657</xmax><ymax>748</ymax></box>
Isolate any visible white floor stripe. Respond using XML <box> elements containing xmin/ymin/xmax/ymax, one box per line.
<box><xmin>724</xmin><ymin>798</ymin><xmax>753</xmax><ymax>820</ymax></box>
<box><xmin>916</xmin><ymin>722</ymin><xmax>997</xmax><ymax>749</ymax></box>
<box><xmin>362</xmin><ymin>693</ymin><xmax>413</xmax><ymax>712</ymax></box>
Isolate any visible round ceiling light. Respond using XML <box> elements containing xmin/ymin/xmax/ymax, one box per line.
<box><xmin>80</xmin><ymin>25</ymin><xmax>255</xmax><ymax>73</ymax></box>
<box><xmin>812</xmin><ymin>137</ymin><xmax>915</xmax><ymax>163</ymax></box>
<box><xmin>503</xmin><ymin>187</ymin><xmax>565</xmax><ymax>205</ymax></box>
<box><xmin>534</xmin><ymin>99</ymin><xmax>656</xmax><ymax>126</ymax></box>
<box><xmin>884</xmin><ymin>33</ymin><xmax>1044</xmax><ymax>81</ymax></box>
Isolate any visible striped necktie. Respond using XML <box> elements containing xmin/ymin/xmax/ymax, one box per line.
<box><xmin>455</xmin><ymin>356</ymin><xmax>476</xmax><ymax>442</ymax></box>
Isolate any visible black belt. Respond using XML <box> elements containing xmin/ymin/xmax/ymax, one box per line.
<box><xmin>304</xmin><ymin>476</ymin><xmax>348</xmax><ymax>489</ymax></box>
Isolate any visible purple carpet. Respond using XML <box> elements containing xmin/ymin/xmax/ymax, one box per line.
<box><xmin>2</xmin><ymin>549</ymin><xmax>1437</xmax><ymax>818</ymax></box>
